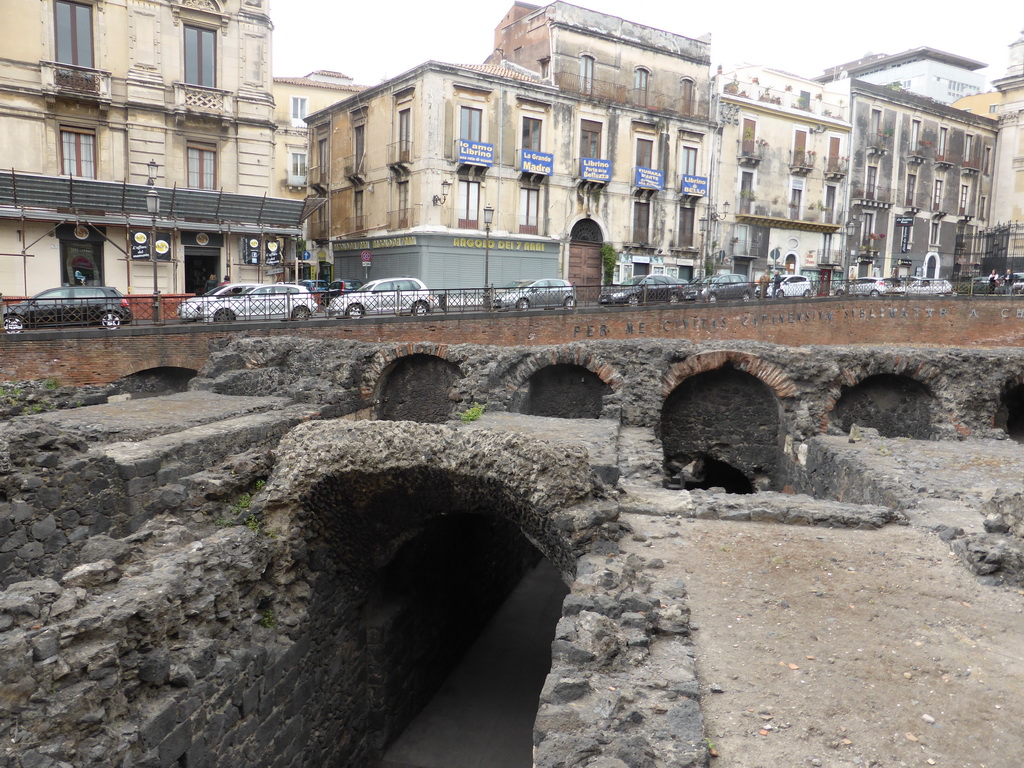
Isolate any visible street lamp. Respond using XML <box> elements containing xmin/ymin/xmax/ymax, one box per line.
<box><xmin>483</xmin><ymin>204</ymin><xmax>494</xmax><ymax>307</ymax></box>
<box><xmin>146</xmin><ymin>160</ymin><xmax>161</xmax><ymax>323</ymax></box>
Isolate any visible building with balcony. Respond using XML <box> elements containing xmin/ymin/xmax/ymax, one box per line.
<box><xmin>304</xmin><ymin>1</ymin><xmax>713</xmax><ymax>290</ymax></box>
<box><xmin>991</xmin><ymin>31</ymin><xmax>1024</xmax><ymax>226</ymax></box>
<box><xmin>844</xmin><ymin>80</ymin><xmax>997</xmax><ymax>280</ymax></box>
<box><xmin>713</xmin><ymin>65</ymin><xmax>852</xmax><ymax>289</ymax></box>
<box><xmin>0</xmin><ymin>0</ymin><xmax>304</xmax><ymax>297</ymax></box>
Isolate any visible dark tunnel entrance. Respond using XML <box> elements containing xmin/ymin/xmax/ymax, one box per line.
<box><xmin>376</xmin><ymin>354</ymin><xmax>462</xmax><ymax>423</ymax></box>
<box><xmin>302</xmin><ymin>467</ymin><xmax>569</xmax><ymax>767</ymax></box>
<box><xmin>660</xmin><ymin>363</ymin><xmax>781</xmax><ymax>492</ymax></box>
<box><xmin>996</xmin><ymin>382</ymin><xmax>1024</xmax><ymax>442</ymax></box>
<box><xmin>514</xmin><ymin>363</ymin><xmax>610</xmax><ymax>419</ymax></box>
<box><xmin>830</xmin><ymin>373</ymin><xmax>934</xmax><ymax>439</ymax></box>
<box><xmin>111</xmin><ymin>366</ymin><xmax>196</xmax><ymax>396</ymax></box>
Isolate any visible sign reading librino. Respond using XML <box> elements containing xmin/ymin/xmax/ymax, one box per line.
<box><xmin>581</xmin><ymin>157</ymin><xmax>611</xmax><ymax>183</ymax></box>
<box><xmin>457</xmin><ymin>140</ymin><xmax>494</xmax><ymax>167</ymax></box>
<box><xmin>635</xmin><ymin>167</ymin><xmax>664</xmax><ymax>191</ymax></box>
<box><xmin>681</xmin><ymin>175</ymin><xmax>708</xmax><ymax>196</ymax></box>
<box><xmin>520</xmin><ymin>149</ymin><xmax>553</xmax><ymax>175</ymax></box>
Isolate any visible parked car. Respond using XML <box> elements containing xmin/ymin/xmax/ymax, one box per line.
<box><xmin>327</xmin><ymin>277</ymin><xmax>438</xmax><ymax>318</ymax></box>
<box><xmin>835</xmin><ymin>277</ymin><xmax>905</xmax><ymax>297</ymax></box>
<box><xmin>772</xmin><ymin>274</ymin><xmax>814</xmax><ymax>298</ymax></box>
<box><xmin>599</xmin><ymin>274</ymin><xmax>690</xmax><ymax>305</ymax></box>
<box><xmin>177</xmin><ymin>283</ymin><xmax>318</xmax><ymax>322</ymax></box>
<box><xmin>493</xmin><ymin>278</ymin><xmax>575</xmax><ymax>309</ymax></box>
<box><xmin>3</xmin><ymin>286</ymin><xmax>132</xmax><ymax>333</ymax></box>
<box><xmin>905</xmin><ymin>277</ymin><xmax>955</xmax><ymax>296</ymax></box>
<box><xmin>684</xmin><ymin>273</ymin><xmax>754</xmax><ymax>302</ymax></box>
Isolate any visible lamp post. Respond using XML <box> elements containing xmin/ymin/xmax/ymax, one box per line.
<box><xmin>146</xmin><ymin>160</ymin><xmax>161</xmax><ymax>323</ymax></box>
<box><xmin>483</xmin><ymin>204</ymin><xmax>494</xmax><ymax>308</ymax></box>
<box><xmin>703</xmin><ymin>201</ymin><xmax>729</xmax><ymax>273</ymax></box>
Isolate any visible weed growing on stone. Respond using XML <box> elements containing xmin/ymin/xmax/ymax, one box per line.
<box><xmin>245</xmin><ymin>514</ymin><xmax>262</xmax><ymax>535</ymax></box>
<box><xmin>43</xmin><ymin>378</ymin><xmax>60</xmax><ymax>390</ymax></box>
<box><xmin>460</xmin><ymin>402</ymin><xmax>486</xmax><ymax>423</ymax></box>
<box><xmin>259</xmin><ymin>609</ymin><xmax>276</xmax><ymax>629</ymax></box>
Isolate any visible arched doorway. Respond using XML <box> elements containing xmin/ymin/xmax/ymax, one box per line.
<box><xmin>568</xmin><ymin>219</ymin><xmax>603</xmax><ymax>295</ymax></box>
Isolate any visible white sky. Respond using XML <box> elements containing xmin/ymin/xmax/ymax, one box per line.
<box><xmin>270</xmin><ymin>0</ymin><xmax>1019</xmax><ymax>90</ymax></box>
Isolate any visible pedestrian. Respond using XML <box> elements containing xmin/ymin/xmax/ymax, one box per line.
<box><xmin>757</xmin><ymin>271</ymin><xmax>770</xmax><ymax>299</ymax></box>
<box><xmin>989</xmin><ymin>270</ymin><xmax>999</xmax><ymax>294</ymax></box>
<box><xmin>1004</xmin><ymin>270</ymin><xmax>1015</xmax><ymax>295</ymax></box>
<box><xmin>220</xmin><ymin>276</ymin><xmax>230</xmax><ymax>286</ymax></box>
<box><xmin>772</xmin><ymin>270</ymin><xmax>783</xmax><ymax>299</ymax></box>
<box><xmin>204</xmin><ymin>273</ymin><xmax>218</xmax><ymax>293</ymax></box>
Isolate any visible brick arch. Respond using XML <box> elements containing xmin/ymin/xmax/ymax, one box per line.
<box><xmin>819</xmin><ymin>358</ymin><xmax>946</xmax><ymax>420</ymax></box>
<box><xmin>661</xmin><ymin>350</ymin><xmax>797</xmax><ymax>401</ymax></box>
<box><xmin>360</xmin><ymin>342</ymin><xmax>457</xmax><ymax>399</ymax></box>
<box><xmin>497</xmin><ymin>346</ymin><xmax>624</xmax><ymax>394</ymax></box>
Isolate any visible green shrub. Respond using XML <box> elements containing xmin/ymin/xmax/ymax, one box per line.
<box><xmin>460</xmin><ymin>402</ymin><xmax>486</xmax><ymax>423</ymax></box>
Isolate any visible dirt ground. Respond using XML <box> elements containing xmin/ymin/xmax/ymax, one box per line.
<box><xmin>628</xmin><ymin>515</ymin><xmax>1024</xmax><ymax>768</ymax></box>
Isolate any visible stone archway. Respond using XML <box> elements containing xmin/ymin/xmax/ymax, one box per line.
<box><xmin>568</xmin><ymin>218</ymin><xmax>604</xmax><ymax>292</ymax></box>
<box><xmin>363</xmin><ymin>344</ymin><xmax>463</xmax><ymax>423</ymax></box>
<box><xmin>830</xmin><ymin>373</ymin><xmax>935</xmax><ymax>439</ymax></box>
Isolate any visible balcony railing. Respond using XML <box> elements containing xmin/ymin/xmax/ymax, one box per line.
<box><xmin>388</xmin><ymin>140</ymin><xmax>413</xmax><ymax>167</ymax></box>
<box><xmin>738</xmin><ymin>142</ymin><xmax>765</xmax><ymax>166</ymax></box>
<box><xmin>40</xmin><ymin>62</ymin><xmax>112</xmax><ymax>103</ymax></box>
<box><xmin>173</xmin><ymin>83</ymin><xmax>233</xmax><ymax>117</ymax></box>
<box><xmin>934</xmin><ymin>153</ymin><xmax>955</xmax><ymax>169</ymax></box>
<box><xmin>344</xmin><ymin>154</ymin><xmax>366</xmax><ymax>181</ymax></box>
<box><xmin>389</xmin><ymin>208</ymin><xmax>413</xmax><ymax>230</ymax></box>
<box><xmin>307</xmin><ymin>220</ymin><xmax>330</xmax><ymax>241</ymax></box>
<box><xmin>342</xmin><ymin>214</ymin><xmax>366</xmax><ymax>234</ymax></box>
<box><xmin>825</xmin><ymin>156</ymin><xmax>848</xmax><ymax>178</ymax></box>
<box><xmin>555</xmin><ymin>71</ymin><xmax>708</xmax><ymax>119</ymax></box>
<box><xmin>852</xmin><ymin>185</ymin><xmax>892</xmax><ymax>204</ymax></box>
<box><xmin>789</xmin><ymin>149</ymin><xmax>816</xmax><ymax>175</ymax></box>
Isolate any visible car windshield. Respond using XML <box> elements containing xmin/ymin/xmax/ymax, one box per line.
<box><xmin>621</xmin><ymin>276</ymin><xmax>648</xmax><ymax>285</ymax></box>
<box><xmin>208</xmin><ymin>285</ymin><xmax>257</xmax><ymax>296</ymax></box>
<box><xmin>502</xmin><ymin>280</ymin><xmax>535</xmax><ymax>289</ymax></box>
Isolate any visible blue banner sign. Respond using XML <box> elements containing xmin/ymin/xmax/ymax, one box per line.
<box><xmin>520</xmin><ymin>149</ymin><xmax>553</xmax><ymax>175</ymax></box>
<box><xmin>581</xmin><ymin>157</ymin><xmax>611</xmax><ymax>183</ymax></box>
<box><xmin>458</xmin><ymin>140</ymin><xmax>494</xmax><ymax>167</ymax></box>
<box><xmin>635</xmin><ymin>166</ymin><xmax>664</xmax><ymax>190</ymax></box>
<box><xmin>681</xmin><ymin>174</ymin><xmax>708</xmax><ymax>196</ymax></box>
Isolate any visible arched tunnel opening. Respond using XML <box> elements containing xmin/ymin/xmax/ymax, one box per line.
<box><xmin>830</xmin><ymin>373</ymin><xmax>934</xmax><ymax>439</ymax></box>
<box><xmin>659</xmin><ymin>363</ymin><xmax>781</xmax><ymax>492</ymax></box>
<box><xmin>300</xmin><ymin>466</ymin><xmax>569</xmax><ymax>767</ymax></box>
<box><xmin>111</xmin><ymin>366</ymin><xmax>196</xmax><ymax>397</ymax></box>
<box><xmin>376</xmin><ymin>354</ymin><xmax>463</xmax><ymax>423</ymax></box>
<box><xmin>515</xmin><ymin>363</ymin><xmax>610</xmax><ymax>418</ymax></box>
<box><xmin>996</xmin><ymin>382</ymin><xmax>1024</xmax><ymax>442</ymax></box>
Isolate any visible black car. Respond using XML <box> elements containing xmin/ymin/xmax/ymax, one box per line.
<box><xmin>3</xmin><ymin>286</ymin><xmax>133</xmax><ymax>333</ymax></box>
<box><xmin>599</xmin><ymin>274</ymin><xmax>690</xmax><ymax>305</ymax></box>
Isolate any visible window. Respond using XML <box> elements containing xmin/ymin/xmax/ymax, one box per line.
<box><xmin>291</xmin><ymin>97</ymin><xmax>308</xmax><ymax>127</ymax></box>
<box><xmin>635</xmin><ymin>138</ymin><xmax>653</xmax><ymax>169</ymax></box>
<box><xmin>289</xmin><ymin>151</ymin><xmax>307</xmax><ymax>183</ymax></box>
<box><xmin>60</xmin><ymin>128</ymin><xmax>95</xmax><ymax>178</ymax></box>
<box><xmin>906</xmin><ymin>172</ymin><xmax>917</xmax><ymax>207</ymax></box>
<box><xmin>353</xmin><ymin>190</ymin><xmax>364</xmax><ymax>232</ymax></box>
<box><xmin>679</xmin><ymin>78</ymin><xmax>695</xmax><ymax>114</ymax></box>
<box><xmin>580</xmin><ymin>55</ymin><xmax>595</xmax><ymax>94</ymax></box>
<box><xmin>398</xmin><ymin>108</ymin><xmax>412</xmax><ymax>153</ymax></box>
<box><xmin>938</xmin><ymin>127</ymin><xmax>948</xmax><ymax>157</ymax></box>
<box><xmin>984</xmin><ymin>146</ymin><xmax>992</xmax><ymax>174</ymax></box>
<box><xmin>910</xmin><ymin>120</ymin><xmax>921</xmax><ymax>149</ymax></box>
<box><xmin>396</xmin><ymin>181</ymin><xmax>410</xmax><ymax>227</ymax></box>
<box><xmin>55</xmin><ymin>1</ymin><xmax>93</xmax><ymax>67</ymax></box>
<box><xmin>933</xmin><ymin>178</ymin><xmax>944</xmax><ymax>210</ymax></box>
<box><xmin>870</xmin><ymin>109</ymin><xmax>881</xmax><ymax>137</ymax></box>
<box><xmin>793</xmin><ymin>129</ymin><xmax>807</xmax><ymax>164</ymax></box>
<box><xmin>632</xmin><ymin>200</ymin><xmax>650</xmax><ymax>244</ymax></box>
<box><xmin>678</xmin><ymin>206</ymin><xmax>695</xmax><ymax>248</ymax></box>
<box><xmin>520</xmin><ymin>187</ymin><xmax>540</xmax><ymax>234</ymax></box>
<box><xmin>580</xmin><ymin>120</ymin><xmax>602</xmax><ymax>158</ymax></box>
<box><xmin>317</xmin><ymin>136</ymin><xmax>328</xmax><ymax>170</ymax></box>
<box><xmin>460</xmin><ymin>106</ymin><xmax>482</xmax><ymax>142</ymax></box>
<box><xmin>866</xmin><ymin>165</ymin><xmax>878</xmax><ymax>199</ymax></box>
<box><xmin>184</xmin><ymin>25</ymin><xmax>216</xmax><ymax>87</ymax></box>
<box><xmin>825</xmin><ymin>185</ymin><xmax>837</xmax><ymax>219</ymax></box>
<box><xmin>930</xmin><ymin>221</ymin><xmax>941</xmax><ymax>245</ymax></box>
<box><xmin>634</xmin><ymin>68</ymin><xmax>649</xmax><ymax>106</ymax></box>
<box><xmin>681</xmin><ymin>146</ymin><xmax>698</xmax><ymax>176</ymax></box>
<box><xmin>789</xmin><ymin>183</ymin><xmax>803</xmax><ymax>216</ymax></box>
<box><xmin>965</xmin><ymin>133</ymin><xmax>975</xmax><ymax>159</ymax></box>
<box><xmin>354</xmin><ymin>124</ymin><xmax>365</xmax><ymax>171</ymax></box>
<box><xmin>457</xmin><ymin>180</ymin><xmax>480</xmax><ymax>228</ymax></box>
<box><xmin>739</xmin><ymin>171</ymin><xmax>754</xmax><ymax>211</ymax></box>
<box><xmin>959</xmin><ymin>184</ymin><xmax>970</xmax><ymax>215</ymax></box>
<box><xmin>539</xmin><ymin>58</ymin><xmax>550</xmax><ymax>78</ymax></box>
<box><xmin>522</xmin><ymin>117</ymin><xmax>542</xmax><ymax>152</ymax></box>
<box><xmin>187</xmin><ymin>144</ymin><xmax>216</xmax><ymax>189</ymax></box>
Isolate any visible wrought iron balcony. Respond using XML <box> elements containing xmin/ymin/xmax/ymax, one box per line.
<box><xmin>344</xmin><ymin>153</ymin><xmax>366</xmax><ymax>183</ymax></box>
<box><xmin>388</xmin><ymin>141</ymin><xmax>413</xmax><ymax>170</ymax></box>
<box><xmin>825</xmin><ymin>156</ymin><xmax>848</xmax><ymax>179</ymax></box>
<box><xmin>555</xmin><ymin>71</ymin><xmax>708</xmax><ymax>120</ymax></box>
<box><xmin>40</xmin><ymin>61</ymin><xmax>112</xmax><ymax>106</ymax></box>
<box><xmin>789</xmin><ymin>149</ymin><xmax>816</xmax><ymax>176</ymax></box>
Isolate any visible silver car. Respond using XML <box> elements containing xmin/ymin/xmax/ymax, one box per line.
<box><xmin>177</xmin><ymin>283</ymin><xmax>318</xmax><ymax>322</ymax></box>
<box><xmin>492</xmin><ymin>279</ymin><xmax>575</xmax><ymax>310</ymax></box>
<box><xmin>327</xmin><ymin>277</ymin><xmax>438</xmax><ymax>318</ymax></box>
<box><xmin>905</xmin><ymin>277</ymin><xmax>955</xmax><ymax>296</ymax></box>
<box><xmin>835</xmin><ymin>277</ymin><xmax>905</xmax><ymax>297</ymax></box>
<box><xmin>772</xmin><ymin>274</ymin><xmax>814</xmax><ymax>298</ymax></box>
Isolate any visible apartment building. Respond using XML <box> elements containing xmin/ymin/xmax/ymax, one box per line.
<box><xmin>713</xmin><ymin>65</ymin><xmax>852</xmax><ymax>290</ymax></box>
<box><xmin>0</xmin><ymin>0</ymin><xmax>304</xmax><ymax>297</ymax></box>
<box><xmin>991</xmin><ymin>32</ymin><xmax>1024</xmax><ymax>225</ymax></box>
<box><xmin>304</xmin><ymin>1</ymin><xmax>714</xmax><ymax>289</ymax></box>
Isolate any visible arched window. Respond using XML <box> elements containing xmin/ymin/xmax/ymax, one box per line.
<box><xmin>634</xmin><ymin>68</ymin><xmax>650</xmax><ymax>106</ymax></box>
<box><xmin>580</xmin><ymin>55</ymin><xmax>595</xmax><ymax>95</ymax></box>
<box><xmin>680</xmin><ymin>78</ymin><xmax>695</xmax><ymax>116</ymax></box>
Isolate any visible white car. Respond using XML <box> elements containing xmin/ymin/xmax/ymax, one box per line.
<box><xmin>905</xmin><ymin>277</ymin><xmax>955</xmax><ymax>296</ymax></box>
<box><xmin>772</xmin><ymin>274</ymin><xmax>814</xmax><ymax>298</ymax></box>
<box><xmin>177</xmin><ymin>283</ymin><xmax>318</xmax><ymax>322</ymax></box>
<box><xmin>327</xmin><ymin>277</ymin><xmax>438</xmax><ymax>318</ymax></box>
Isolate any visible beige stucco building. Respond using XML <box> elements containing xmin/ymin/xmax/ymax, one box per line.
<box><xmin>304</xmin><ymin>1</ymin><xmax>715</xmax><ymax>290</ymax></box>
<box><xmin>0</xmin><ymin>0</ymin><xmax>303</xmax><ymax>298</ymax></box>
<box><xmin>991</xmin><ymin>31</ymin><xmax>1024</xmax><ymax>225</ymax></box>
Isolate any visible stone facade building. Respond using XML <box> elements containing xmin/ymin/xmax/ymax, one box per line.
<box><xmin>304</xmin><ymin>1</ymin><xmax>714</xmax><ymax>290</ymax></box>
<box><xmin>712</xmin><ymin>65</ymin><xmax>852</xmax><ymax>288</ymax></box>
<box><xmin>0</xmin><ymin>0</ymin><xmax>303</xmax><ymax>298</ymax></box>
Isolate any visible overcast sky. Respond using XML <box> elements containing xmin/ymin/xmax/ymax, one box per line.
<box><xmin>270</xmin><ymin>0</ymin><xmax>1019</xmax><ymax>89</ymax></box>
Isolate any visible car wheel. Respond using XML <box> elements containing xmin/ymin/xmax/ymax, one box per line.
<box><xmin>213</xmin><ymin>308</ymin><xmax>236</xmax><ymax>322</ymax></box>
<box><xmin>802</xmin><ymin>289</ymin><xmax>811</xmax><ymax>297</ymax></box>
<box><xmin>669</xmin><ymin>293</ymin><xmax>680</xmax><ymax>304</ymax></box>
<box><xmin>742</xmin><ymin>292</ymin><xmax>751</xmax><ymax>301</ymax></box>
<box><xmin>627</xmin><ymin>294</ymin><xmax>640</xmax><ymax>306</ymax></box>
<box><xmin>708</xmin><ymin>293</ymin><xmax>717</xmax><ymax>303</ymax></box>
<box><xmin>869</xmin><ymin>290</ymin><xmax>880</xmax><ymax>296</ymax></box>
<box><xmin>291</xmin><ymin>306</ymin><xmax>312</xmax><ymax>320</ymax></box>
<box><xmin>411</xmin><ymin>300</ymin><xmax>429</xmax><ymax>316</ymax></box>
<box><xmin>563</xmin><ymin>296</ymin><xmax>576</xmax><ymax>309</ymax></box>
<box><xmin>100</xmin><ymin>311</ymin><xmax>122</xmax><ymax>330</ymax></box>
<box><xmin>515</xmin><ymin>298</ymin><xmax>530</xmax><ymax>310</ymax></box>
<box><xmin>346</xmin><ymin>304</ymin><xmax>365</xmax><ymax>318</ymax></box>
<box><xmin>3</xmin><ymin>315</ymin><xmax>24</xmax><ymax>333</ymax></box>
